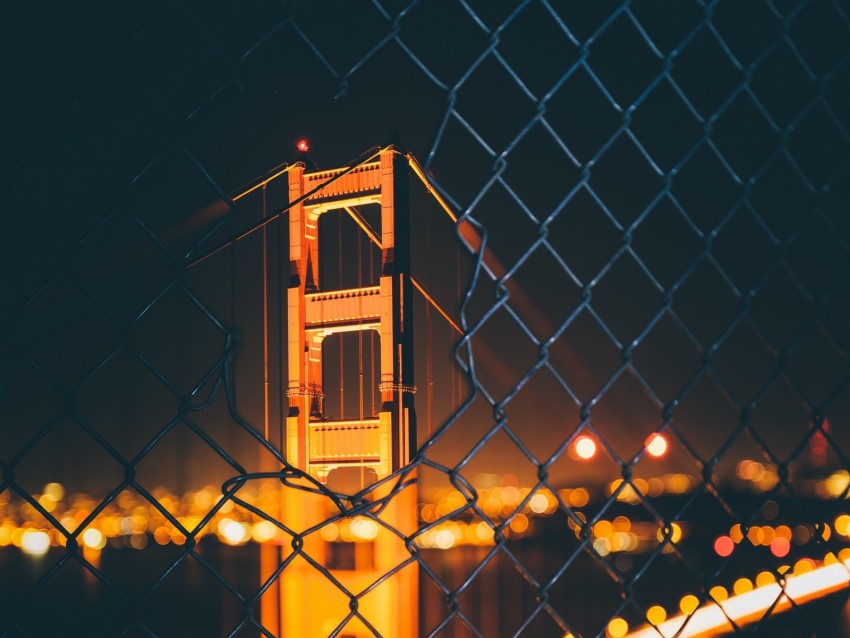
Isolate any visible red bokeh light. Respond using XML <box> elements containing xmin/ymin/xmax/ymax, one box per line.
<box><xmin>770</xmin><ymin>536</ymin><xmax>791</xmax><ymax>558</ymax></box>
<box><xmin>296</xmin><ymin>139</ymin><xmax>309</xmax><ymax>153</ymax></box>
<box><xmin>714</xmin><ymin>535</ymin><xmax>735</xmax><ymax>557</ymax></box>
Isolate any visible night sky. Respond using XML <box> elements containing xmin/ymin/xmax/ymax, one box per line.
<box><xmin>2</xmin><ymin>1</ymin><xmax>850</xmax><ymax>499</ymax></box>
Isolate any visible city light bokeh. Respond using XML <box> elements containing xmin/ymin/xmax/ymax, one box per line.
<box><xmin>4</xmin><ymin>461</ymin><xmax>850</xmax><ymax>635</ymax></box>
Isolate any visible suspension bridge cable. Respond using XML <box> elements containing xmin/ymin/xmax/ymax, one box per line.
<box><xmin>262</xmin><ymin>182</ymin><xmax>270</xmax><ymax>444</ymax></box>
<box><xmin>186</xmin><ymin>145</ymin><xmax>392</xmax><ymax>269</ymax></box>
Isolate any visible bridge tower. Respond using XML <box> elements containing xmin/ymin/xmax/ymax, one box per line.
<box><xmin>263</xmin><ymin>147</ymin><xmax>418</xmax><ymax>637</ymax></box>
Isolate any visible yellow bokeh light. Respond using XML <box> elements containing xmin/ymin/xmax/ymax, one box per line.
<box><xmin>617</xmin><ymin>483</ymin><xmax>641</xmax><ymax>504</ymax></box>
<box><xmin>607</xmin><ymin>617</ymin><xmax>629</xmax><ymax>637</ymax></box>
<box><xmin>420</xmin><ymin>503</ymin><xmax>436</xmax><ymax>522</ymax></box>
<box><xmin>252</xmin><ymin>521</ymin><xmax>278</xmax><ymax>543</ymax></box>
<box><xmin>594</xmin><ymin>520</ymin><xmax>613</xmax><ymax>538</ymax></box>
<box><xmin>612</xmin><ymin>516</ymin><xmax>631</xmax><ymax>533</ymax></box>
<box><xmin>747</xmin><ymin>525</ymin><xmax>764</xmax><ymax>546</ymax></box>
<box><xmin>709</xmin><ymin>585</ymin><xmax>728</xmax><ymax>603</ymax></box>
<box><xmin>529</xmin><ymin>493</ymin><xmax>549</xmax><ymax>514</ymax></box>
<box><xmin>570</xmin><ymin>488</ymin><xmax>589</xmax><ymax>508</ymax></box>
<box><xmin>834</xmin><ymin>514</ymin><xmax>850</xmax><ymax>536</ymax></box>
<box><xmin>775</xmin><ymin>524</ymin><xmax>792</xmax><ymax>540</ymax></box>
<box><xmin>608</xmin><ymin>479</ymin><xmax>623</xmax><ymax>496</ymax></box>
<box><xmin>21</xmin><ymin>530</ymin><xmax>50</xmax><ymax>555</ymax></box>
<box><xmin>666</xmin><ymin>474</ymin><xmax>691</xmax><ymax>494</ymax></box>
<box><xmin>350</xmin><ymin>517</ymin><xmax>379</xmax><ymax>540</ymax></box>
<box><xmin>102</xmin><ymin>516</ymin><xmax>120</xmax><ymax>538</ymax></box>
<box><xmin>434</xmin><ymin>529</ymin><xmax>455</xmax><ymax>549</ymax></box>
<box><xmin>646</xmin><ymin>605</ymin><xmax>667</xmax><ymax>625</ymax></box>
<box><xmin>475</xmin><ymin>522</ymin><xmax>494</xmax><ymax>542</ymax></box>
<box><xmin>610</xmin><ymin>532</ymin><xmax>630</xmax><ymax>552</ymax></box>
<box><xmin>320</xmin><ymin>523</ymin><xmax>340</xmax><ymax>543</ymax></box>
<box><xmin>671</xmin><ymin>522</ymin><xmax>683</xmax><ymax>543</ymax></box>
<box><xmin>593</xmin><ymin>537</ymin><xmax>611</xmax><ymax>557</ymax></box>
<box><xmin>11</xmin><ymin>528</ymin><xmax>24</xmax><ymax>548</ymax></box>
<box><xmin>50</xmin><ymin>529</ymin><xmax>63</xmax><ymax>547</ymax></box>
<box><xmin>178</xmin><ymin>516</ymin><xmax>199</xmax><ymax>535</ymax></box>
<box><xmin>193</xmin><ymin>488</ymin><xmax>214</xmax><ymax>510</ymax></box>
<box><xmin>152</xmin><ymin>526</ymin><xmax>169</xmax><ymax>545</ymax></box>
<box><xmin>733</xmin><ymin>578</ymin><xmax>754</xmax><ymax>596</ymax></box>
<box><xmin>509</xmin><ymin>514</ymin><xmax>529</xmax><ymax>534</ymax></box>
<box><xmin>793</xmin><ymin>558</ymin><xmax>815</xmax><ymax>575</ymax></box>
<box><xmin>730</xmin><ymin>524</ymin><xmax>743</xmax><ymax>543</ymax></box>
<box><xmin>218</xmin><ymin>519</ymin><xmax>248</xmax><ymax>545</ymax></box>
<box><xmin>43</xmin><ymin>483</ymin><xmax>65</xmax><ymax>501</ymax></box>
<box><xmin>37</xmin><ymin>494</ymin><xmax>57</xmax><ymax>512</ymax></box>
<box><xmin>647</xmin><ymin>477</ymin><xmax>665</xmax><ymax>496</ymax></box>
<box><xmin>82</xmin><ymin>528</ymin><xmax>106</xmax><ymax>550</ymax></box>
<box><xmin>501</xmin><ymin>486</ymin><xmax>519</xmax><ymax>506</ymax></box>
<box><xmin>825</xmin><ymin>470</ymin><xmax>850</xmax><ymax>497</ymax></box>
<box><xmin>59</xmin><ymin>515</ymin><xmax>75</xmax><ymax>533</ymax></box>
<box><xmin>755</xmin><ymin>571</ymin><xmax>775</xmax><ymax>587</ymax></box>
<box><xmin>737</xmin><ymin>459</ymin><xmax>765</xmax><ymax>481</ymax></box>
<box><xmin>117</xmin><ymin>491</ymin><xmax>136</xmax><ymax>509</ymax></box>
<box><xmin>657</xmin><ymin>523</ymin><xmax>683</xmax><ymax>544</ymax></box>
<box><xmin>679</xmin><ymin>594</ymin><xmax>699</xmax><ymax>615</ymax></box>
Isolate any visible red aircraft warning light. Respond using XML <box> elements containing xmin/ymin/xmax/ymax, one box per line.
<box><xmin>296</xmin><ymin>138</ymin><xmax>310</xmax><ymax>153</ymax></box>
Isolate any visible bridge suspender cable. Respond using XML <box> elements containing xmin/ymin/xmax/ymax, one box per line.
<box><xmin>185</xmin><ymin>145</ymin><xmax>391</xmax><ymax>269</ymax></box>
<box><xmin>186</xmin><ymin>147</ymin><xmax>464</xmax><ymax>340</ymax></box>
<box><xmin>262</xmin><ymin>182</ymin><xmax>270</xmax><ymax>444</ymax></box>
<box><xmin>341</xmin><ymin>203</ymin><xmax>462</xmax><ymax>335</ymax></box>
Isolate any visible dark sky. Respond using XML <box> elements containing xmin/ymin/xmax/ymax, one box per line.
<box><xmin>2</xmin><ymin>1</ymin><xmax>850</xmax><ymax>498</ymax></box>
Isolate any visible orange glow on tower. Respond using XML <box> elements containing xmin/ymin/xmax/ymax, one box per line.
<box><xmin>262</xmin><ymin>147</ymin><xmax>418</xmax><ymax>637</ymax></box>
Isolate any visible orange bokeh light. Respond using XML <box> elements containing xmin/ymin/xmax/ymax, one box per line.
<box><xmin>646</xmin><ymin>434</ymin><xmax>668</xmax><ymax>458</ymax></box>
<box><xmin>575</xmin><ymin>436</ymin><xmax>597</xmax><ymax>460</ymax></box>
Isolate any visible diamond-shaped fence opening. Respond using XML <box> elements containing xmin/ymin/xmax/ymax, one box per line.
<box><xmin>3</xmin><ymin>2</ymin><xmax>850</xmax><ymax>637</ymax></box>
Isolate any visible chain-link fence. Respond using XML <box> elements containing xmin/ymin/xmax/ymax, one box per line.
<box><xmin>3</xmin><ymin>0</ymin><xmax>850</xmax><ymax>636</ymax></box>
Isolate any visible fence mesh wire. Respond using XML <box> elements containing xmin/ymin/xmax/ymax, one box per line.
<box><xmin>2</xmin><ymin>0</ymin><xmax>850</xmax><ymax>636</ymax></box>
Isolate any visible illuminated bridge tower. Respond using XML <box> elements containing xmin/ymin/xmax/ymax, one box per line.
<box><xmin>267</xmin><ymin>148</ymin><xmax>418</xmax><ymax>637</ymax></box>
